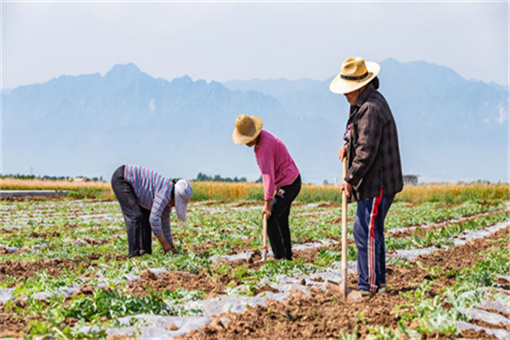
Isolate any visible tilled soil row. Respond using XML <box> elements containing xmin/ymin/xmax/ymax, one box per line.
<box><xmin>0</xmin><ymin>208</ymin><xmax>499</xmax><ymax>284</ymax></box>
<box><xmin>126</xmin><ymin>247</ymin><xmax>318</xmax><ymax>298</ymax></box>
<box><xmin>206</xmin><ymin>209</ymin><xmax>508</xmax><ymax>272</ymax></box>
<box><xmin>0</xmin><ymin>284</ymin><xmax>111</xmax><ymax>337</ymax></box>
<box><xmin>3</xmin><ymin>207</ymin><xmax>501</xmax><ymax>293</ymax></box>
<box><xmin>1</xmin><ymin>223</ymin><xmax>508</xmax><ymax>338</ymax></box>
<box><xmin>388</xmin><ymin>208</ymin><xmax>508</xmax><ymax>239</ymax></box>
<box><xmin>180</xmin><ymin>224</ymin><xmax>510</xmax><ymax>339</ymax></box>
<box><xmin>0</xmin><ymin>210</ymin><xmax>503</xmax><ymax>300</ymax></box>
<box><xmin>322</xmin><ymin>201</ymin><xmax>499</xmax><ymax>228</ymax></box>
<box><xmin>0</xmin><ymin>253</ymin><xmax>127</xmax><ymax>284</ymax></box>
<box><xmin>0</xmin><ymin>246</ymin><xmax>328</xmax><ymax>337</ymax></box>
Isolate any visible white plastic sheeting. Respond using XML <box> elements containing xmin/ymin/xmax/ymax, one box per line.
<box><xmin>78</xmin><ymin>315</ymin><xmax>215</xmax><ymax>338</ymax></box>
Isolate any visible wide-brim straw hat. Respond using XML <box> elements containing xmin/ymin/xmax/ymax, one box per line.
<box><xmin>232</xmin><ymin>114</ymin><xmax>263</xmax><ymax>145</ymax></box>
<box><xmin>329</xmin><ymin>57</ymin><xmax>380</xmax><ymax>94</ymax></box>
<box><xmin>174</xmin><ymin>179</ymin><xmax>192</xmax><ymax>222</ymax></box>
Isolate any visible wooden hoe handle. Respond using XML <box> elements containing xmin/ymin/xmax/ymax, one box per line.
<box><xmin>262</xmin><ymin>213</ymin><xmax>268</xmax><ymax>261</ymax></box>
<box><xmin>341</xmin><ymin>158</ymin><xmax>348</xmax><ymax>299</ymax></box>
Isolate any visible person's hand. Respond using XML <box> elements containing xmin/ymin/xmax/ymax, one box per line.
<box><xmin>159</xmin><ymin>237</ymin><xmax>178</xmax><ymax>254</ymax></box>
<box><xmin>168</xmin><ymin>243</ymin><xmax>178</xmax><ymax>254</ymax></box>
<box><xmin>341</xmin><ymin>180</ymin><xmax>352</xmax><ymax>198</ymax></box>
<box><xmin>339</xmin><ymin>145</ymin><xmax>347</xmax><ymax>161</ymax></box>
<box><xmin>262</xmin><ymin>201</ymin><xmax>272</xmax><ymax>220</ymax></box>
<box><xmin>162</xmin><ymin>242</ymin><xmax>178</xmax><ymax>254</ymax></box>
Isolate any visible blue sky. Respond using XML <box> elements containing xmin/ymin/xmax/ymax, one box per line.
<box><xmin>1</xmin><ymin>1</ymin><xmax>509</xmax><ymax>89</ymax></box>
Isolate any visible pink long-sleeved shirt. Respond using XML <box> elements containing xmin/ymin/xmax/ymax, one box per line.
<box><xmin>254</xmin><ymin>130</ymin><xmax>300</xmax><ymax>201</ymax></box>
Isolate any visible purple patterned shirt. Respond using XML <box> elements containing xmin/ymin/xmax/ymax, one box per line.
<box><xmin>124</xmin><ymin>165</ymin><xmax>173</xmax><ymax>243</ymax></box>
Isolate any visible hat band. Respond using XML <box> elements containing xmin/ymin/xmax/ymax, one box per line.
<box><xmin>340</xmin><ymin>71</ymin><xmax>368</xmax><ymax>81</ymax></box>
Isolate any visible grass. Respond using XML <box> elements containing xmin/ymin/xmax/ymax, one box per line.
<box><xmin>1</xmin><ymin>178</ymin><xmax>508</xmax><ymax>204</ymax></box>
<box><xmin>397</xmin><ymin>182</ymin><xmax>510</xmax><ymax>204</ymax></box>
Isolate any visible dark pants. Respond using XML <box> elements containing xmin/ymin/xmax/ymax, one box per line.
<box><xmin>267</xmin><ymin>175</ymin><xmax>301</xmax><ymax>260</ymax></box>
<box><xmin>353</xmin><ymin>188</ymin><xmax>394</xmax><ymax>293</ymax></box>
<box><xmin>111</xmin><ymin>165</ymin><xmax>152</xmax><ymax>258</ymax></box>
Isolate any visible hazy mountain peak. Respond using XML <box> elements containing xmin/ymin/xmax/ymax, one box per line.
<box><xmin>380</xmin><ymin>57</ymin><xmax>400</xmax><ymax>64</ymax></box>
<box><xmin>107</xmin><ymin>63</ymin><xmax>142</xmax><ymax>75</ymax></box>
<box><xmin>171</xmin><ymin>75</ymin><xmax>193</xmax><ymax>85</ymax></box>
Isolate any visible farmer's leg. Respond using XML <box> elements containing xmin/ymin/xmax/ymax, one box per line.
<box><xmin>353</xmin><ymin>190</ymin><xmax>384</xmax><ymax>293</ymax></box>
<box><xmin>140</xmin><ymin>208</ymin><xmax>152</xmax><ymax>255</ymax></box>
<box><xmin>353</xmin><ymin>202</ymin><xmax>369</xmax><ymax>291</ymax></box>
<box><xmin>266</xmin><ymin>211</ymin><xmax>285</xmax><ymax>259</ymax></box>
<box><xmin>278</xmin><ymin>206</ymin><xmax>292</xmax><ymax>259</ymax></box>
<box><xmin>111</xmin><ymin>165</ymin><xmax>143</xmax><ymax>258</ymax></box>
<box><xmin>268</xmin><ymin>175</ymin><xmax>301</xmax><ymax>260</ymax></box>
<box><xmin>374</xmin><ymin>194</ymin><xmax>395</xmax><ymax>288</ymax></box>
<box><xmin>274</xmin><ymin>175</ymin><xmax>301</xmax><ymax>260</ymax></box>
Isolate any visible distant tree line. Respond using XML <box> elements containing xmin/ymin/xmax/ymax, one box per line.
<box><xmin>194</xmin><ymin>172</ymin><xmax>251</xmax><ymax>183</ymax></box>
<box><xmin>0</xmin><ymin>174</ymin><xmax>37</xmax><ymax>180</ymax></box>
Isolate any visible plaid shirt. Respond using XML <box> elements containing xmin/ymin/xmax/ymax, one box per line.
<box><xmin>345</xmin><ymin>84</ymin><xmax>403</xmax><ymax>201</ymax></box>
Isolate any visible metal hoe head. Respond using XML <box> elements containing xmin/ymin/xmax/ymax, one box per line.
<box><xmin>262</xmin><ymin>246</ymin><xmax>268</xmax><ymax>261</ymax></box>
<box><xmin>326</xmin><ymin>280</ymin><xmax>362</xmax><ymax>303</ymax></box>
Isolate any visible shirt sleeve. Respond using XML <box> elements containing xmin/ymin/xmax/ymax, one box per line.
<box><xmin>346</xmin><ymin>104</ymin><xmax>383</xmax><ymax>187</ymax></box>
<box><xmin>160</xmin><ymin>207</ymin><xmax>173</xmax><ymax>244</ymax></box>
<box><xmin>149</xmin><ymin>192</ymin><xmax>171</xmax><ymax>238</ymax></box>
<box><xmin>256</xmin><ymin>144</ymin><xmax>276</xmax><ymax>201</ymax></box>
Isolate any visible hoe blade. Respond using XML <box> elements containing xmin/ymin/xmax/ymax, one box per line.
<box><xmin>326</xmin><ymin>280</ymin><xmax>362</xmax><ymax>303</ymax></box>
<box><xmin>262</xmin><ymin>248</ymin><xmax>268</xmax><ymax>261</ymax></box>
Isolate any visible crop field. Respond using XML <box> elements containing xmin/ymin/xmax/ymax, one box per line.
<box><xmin>0</xmin><ymin>193</ymin><xmax>509</xmax><ymax>339</ymax></box>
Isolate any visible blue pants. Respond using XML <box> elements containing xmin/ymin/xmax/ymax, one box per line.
<box><xmin>353</xmin><ymin>188</ymin><xmax>394</xmax><ymax>293</ymax></box>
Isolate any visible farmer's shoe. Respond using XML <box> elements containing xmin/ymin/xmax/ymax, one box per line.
<box><xmin>360</xmin><ymin>290</ymin><xmax>373</xmax><ymax>297</ymax></box>
<box><xmin>377</xmin><ymin>285</ymin><xmax>387</xmax><ymax>294</ymax></box>
<box><xmin>128</xmin><ymin>250</ymin><xmax>141</xmax><ymax>258</ymax></box>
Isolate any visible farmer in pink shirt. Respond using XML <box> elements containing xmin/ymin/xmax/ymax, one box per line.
<box><xmin>233</xmin><ymin>114</ymin><xmax>301</xmax><ymax>260</ymax></box>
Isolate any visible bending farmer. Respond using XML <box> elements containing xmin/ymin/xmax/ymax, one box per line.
<box><xmin>232</xmin><ymin>114</ymin><xmax>301</xmax><ymax>261</ymax></box>
<box><xmin>111</xmin><ymin>164</ymin><xmax>193</xmax><ymax>258</ymax></box>
<box><xmin>330</xmin><ymin>57</ymin><xmax>403</xmax><ymax>295</ymax></box>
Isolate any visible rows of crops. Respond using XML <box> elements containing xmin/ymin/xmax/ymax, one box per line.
<box><xmin>0</xmin><ymin>196</ymin><xmax>509</xmax><ymax>338</ymax></box>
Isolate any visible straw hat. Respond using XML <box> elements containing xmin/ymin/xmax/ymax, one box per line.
<box><xmin>232</xmin><ymin>114</ymin><xmax>263</xmax><ymax>145</ymax></box>
<box><xmin>329</xmin><ymin>57</ymin><xmax>380</xmax><ymax>94</ymax></box>
<box><xmin>174</xmin><ymin>179</ymin><xmax>192</xmax><ymax>222</ymax></box>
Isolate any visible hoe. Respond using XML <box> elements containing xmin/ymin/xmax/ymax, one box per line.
<box><xmin>327</xmin><ymin>157</ymin><xmax>362</xmax><ymax>302</ymax></box>
<box><xmin>262</xmin><ymin>213</ymin><xmax>268</xmax><ymax>261</ymax></box>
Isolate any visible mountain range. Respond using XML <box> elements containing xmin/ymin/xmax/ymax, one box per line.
<box><xmin>2</xmin><ymin>58</ymin><xmax>508</xmax><ymax>183</ymax></box>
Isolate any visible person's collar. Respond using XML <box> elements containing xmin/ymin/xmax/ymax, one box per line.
<box><xmin>354</xmin><ymin>83</ymin><xmax>375</xmax><ymax>107</ymax></box>
<box><xmin>255</xmin><ymin>130</ymin><xmax>264</xmax><ymax>148</ymax></box>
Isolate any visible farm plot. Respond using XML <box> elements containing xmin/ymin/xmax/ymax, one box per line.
<box><xmin>0</xmin><ymin>197</ymin><xmax>509</xmax><ymax>339</ymax></box>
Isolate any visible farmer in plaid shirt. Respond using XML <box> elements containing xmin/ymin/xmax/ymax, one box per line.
<box><xmin>330</xmin><ymin>57</ymin><xmax>403</xmax><ymax>296</ymax></box>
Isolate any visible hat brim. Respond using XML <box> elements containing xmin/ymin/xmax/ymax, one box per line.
<box><xmin>232</xmin><ymin>116</ymin><xmax>263</xmax><ymax>145</ymax></box>
<box><xmin>329</xmin><ymin>62</ymin><xmax>380</xmax><ymax>94</ymax></box>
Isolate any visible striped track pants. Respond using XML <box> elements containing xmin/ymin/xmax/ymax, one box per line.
<box><xmin>353</xmin><ymin>188</ymin><xmax>395</xmax><ymax>293</ymax></box>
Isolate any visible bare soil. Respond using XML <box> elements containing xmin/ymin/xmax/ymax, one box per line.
<box><xmin>181</xmin><ymin>224</ymin><xmax>510</xmax><ymax>339</ymax></box>
<box><xmin>0</xmin><ymin>253</ymin><xmax>126</xmax><ymax>284</ymax></box>
<box><xmin>1</xmin><ymin>205</ymin><xmax>507</xmax><ymax>339</ymax></box>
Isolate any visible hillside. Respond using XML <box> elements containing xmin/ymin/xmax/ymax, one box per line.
<box><xmin>2</xmin><ymin>59</ymin><xmax>507</xmax><ymax>182</ymax></box>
